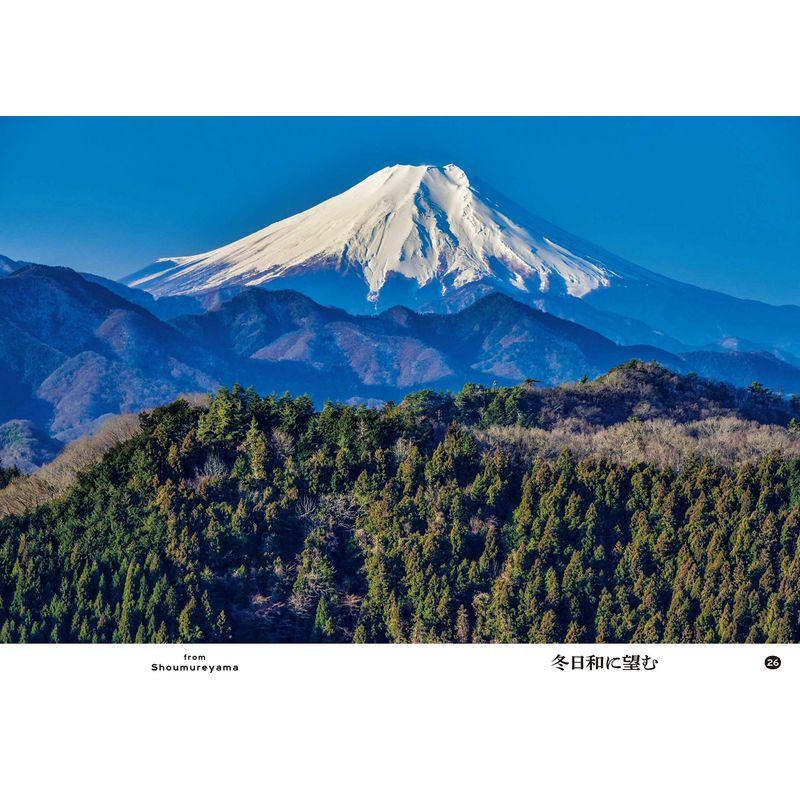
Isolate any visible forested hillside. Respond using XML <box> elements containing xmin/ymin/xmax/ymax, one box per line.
<box><xmin>2</xmin><ymin>362</ymin><xmax>800</xmax><ymax>643</ymax></box>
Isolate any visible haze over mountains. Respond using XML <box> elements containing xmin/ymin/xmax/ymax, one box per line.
<box><xmin>0</xmin><ymin>255</ymin><xmax>30</xmax><ymax>275</ymax></box>
<box><xmin>2</xmin><ymin>163</ymin><xmax>800</xmax><ymax>469</ymax></box>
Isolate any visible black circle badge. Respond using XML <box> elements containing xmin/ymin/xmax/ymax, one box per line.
<box><xmin>764</xmin><ymin>655</ymin><xmax>782</xmax><ymax>670</ymax></box>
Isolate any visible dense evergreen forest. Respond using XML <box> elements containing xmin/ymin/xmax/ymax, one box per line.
<box><xmin>1</xmin><ymin>362</ymin><xmax>800</xmax><ymax>643</ymax></box>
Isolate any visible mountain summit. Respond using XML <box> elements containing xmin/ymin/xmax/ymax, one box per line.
<box><xmin>125</xmin><ymin>164</ymin><xmax>621</xmax><ymax>311</ymax></box>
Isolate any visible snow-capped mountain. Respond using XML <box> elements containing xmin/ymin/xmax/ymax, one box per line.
<box><xmin>124</xmin><ymin>164</ymin><xmax>800</xmax><ymax>356</ymax></box>
<box><xmin>125</xmin><ymin>164</ymin><xmax>623</xmax><ymax>309</ymax></box>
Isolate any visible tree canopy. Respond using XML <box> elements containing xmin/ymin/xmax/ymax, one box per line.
<box><xmin>2</xmin><ymin>375</ymin><xmax>800</xmax><ymax>643</ymax></box>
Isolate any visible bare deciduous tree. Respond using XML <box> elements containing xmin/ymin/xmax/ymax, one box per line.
<box><xmin>0</xmin><ymin>414</ymin><xmax>141</xmax><ymax>518</ymax></box>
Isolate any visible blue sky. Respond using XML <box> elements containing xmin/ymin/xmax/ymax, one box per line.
<box><xmin>1</xmin><ymin>117</ymin><xmax>798</xmax><ymax>305</ymax></box>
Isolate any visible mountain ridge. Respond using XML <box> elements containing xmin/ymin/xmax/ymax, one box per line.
<box><xmin>5</xmin><ymin>263</ymin><xmax>800</xmax><ymax>469</ymax></box>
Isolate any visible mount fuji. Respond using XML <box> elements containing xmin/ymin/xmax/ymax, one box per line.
<box><xmin>126</xmin><ymin>164</ymin><xmax>800</xmax><ymax>356</ymax></box>
<box><xmin>126</xmin><ymin>164</ymin><xmax>617</xmax><ymax>307</ymax></box>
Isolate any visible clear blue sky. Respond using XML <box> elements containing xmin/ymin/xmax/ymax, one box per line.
<box><xmin>1</xmin><ymin>117</ymin><xmax>798</xmax><ymax>305</ymax></box>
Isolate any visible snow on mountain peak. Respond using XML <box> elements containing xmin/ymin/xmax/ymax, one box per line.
<box><xmin>125</xmin><ymin>164</ymin><xmax>621</xmax><ymax>309</ymax></box>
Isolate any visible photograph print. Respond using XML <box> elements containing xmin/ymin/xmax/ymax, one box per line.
<box><xmin>1</xmin><ymin>116</ymin><xmax>799</xmax><ymax>644</ymax></box>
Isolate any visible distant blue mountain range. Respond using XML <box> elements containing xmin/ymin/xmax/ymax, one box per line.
<box><xmin>2</xmin><ymin>258</ymin><xmax>800</xmax><ymax>470</ymax></box>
